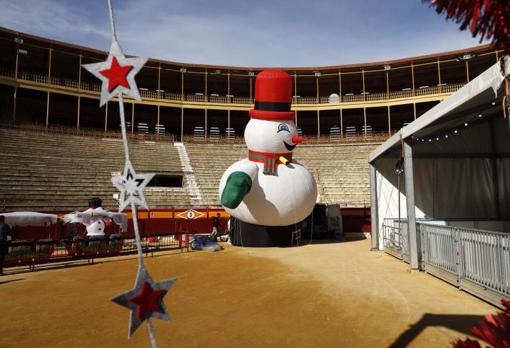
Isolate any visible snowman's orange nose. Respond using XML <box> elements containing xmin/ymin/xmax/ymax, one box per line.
<box><xmin>292</xmin><ymin>136</ymin><xmax>304</xmax><ymax>143</ymax></box>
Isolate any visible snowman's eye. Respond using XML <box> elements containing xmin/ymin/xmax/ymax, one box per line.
<box><xmin>277</xmin><ymin>124</ymin><xmax>290</xmax><ymax>133</ymax></box>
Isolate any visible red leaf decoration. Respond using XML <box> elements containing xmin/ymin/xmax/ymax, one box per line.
<box><xmin>423</xmin><ymin>0</ymin><xmax>510</xmax><ymax>54</ymax></box>
<box><xmin>453</xmin><ymin>299</ymin><xmax>510</xmax><ymax>348</ymax></box>
<box><xmin>452</xmin><ymin>338</ymin><xmax>482</xmax><ymax>348</ymax></box>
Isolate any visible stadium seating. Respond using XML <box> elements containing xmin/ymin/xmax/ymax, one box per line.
<box><xmin>294</xmin><ymin>143</ymin><xmax>379</xmax><ymax>207</ymax></box>
<box><xmin>0</xmin><ymin>127</ymin><xmax>379</xmax><ymax>211</ymax></box>
<box><xmin>185</xmin><ymin>141</ymin><xmax>379</xmax><ymax>208</ymax></box>
<box><xmin>0</xmin><ymin>128</ymin><xmax>188</xmax><ymax>211</ymax></box>
<box><xmin>185</xmin><ymin>142</ymin><xmax>247</xmax><ymax>206</ymax></box>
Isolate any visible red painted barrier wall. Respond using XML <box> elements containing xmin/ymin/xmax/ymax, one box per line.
<box><xmin>6</xmin><ymin>207</ymin><xmax>370</xmax><ymax>241</ymax></box>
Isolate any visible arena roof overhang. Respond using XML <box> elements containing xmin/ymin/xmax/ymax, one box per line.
<box><xmin>369</xmin><ymin>56</ymin><xmax>510</xmax><ymax>163</ymax></box>
<box><xmin>0</xmin><ymin>26</ymin><xmax>494</xmax><ymax>72</ymax></box>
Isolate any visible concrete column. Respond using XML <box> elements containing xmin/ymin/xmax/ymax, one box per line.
<box><xmin>404</xmin><ymin>140</ymin><xmax>419</xmax><ymax>270</ymax></box>
<box><xmin>370</xmin><ymin>163</ymin><xmax>379</xmax><ymax>250</ymax></box>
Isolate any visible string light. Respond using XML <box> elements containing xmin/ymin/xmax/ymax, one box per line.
<box><xmin>413</xmin><ymin>100</ymin><xmax>498</xmax><ymax>145</ymax></box>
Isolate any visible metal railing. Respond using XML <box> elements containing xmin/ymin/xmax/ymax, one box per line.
<box><xmin>4</xmin><ymin>233</ymin><xmax>191</xmax><ymax>271</ymax></box>
<box><xmin>382</xmin><ymin>220</ymin><xmax>510</xmax><ymax>307</ymax></box>
<box><xmin>0</xmin><ymin>68</ymin><xmax>464</xmax><ymax>106</ymax></box>
<box><xmin>420</xmin><ymin>223</ymin><xmax>509</xmax><ymax>307</ymax></box>
<box><xmin>382</xmin><ymin>219</ymin><xmax>409</xmax><ymax>262</ymax></box>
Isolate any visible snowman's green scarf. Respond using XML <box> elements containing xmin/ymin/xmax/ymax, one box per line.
<box><xmin>248</xmin><ymin>150</ymin><xmax>292</xmax><ymax>175</ymax></box>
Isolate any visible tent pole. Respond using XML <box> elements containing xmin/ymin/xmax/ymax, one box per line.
<box><xmin>370</xmin><ymin>163</ymin><xmax>379</xmax><ymax>250</ymax></box>
<box><xmin>404</xmin><ymin>140</ymin><xmax>419</xmax><ymax>270</ymax></box>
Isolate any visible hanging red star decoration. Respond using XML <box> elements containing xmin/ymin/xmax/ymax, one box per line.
<box><xmin>100</xmin><ymin>57</ymin><xmax>133</xmax><ymax>93</ymax></box>
<box><xmin>112</xmin><ymin>267</ymin><xmax>177</xmax><ymax>337</ymax></box>
<box><xmin>423</xmin><ymin>0</ymin><xmax>510</xmax><ymax>54</ymax></box>
<box><xmin>82</xmin><ymin>40</ymin><xmax>147</xmax><ymax>106</ymax></box>
<box><xmin>129</xmin><ymin>282</ymin><xmax>167</xmax><ymax>321</ymax></box>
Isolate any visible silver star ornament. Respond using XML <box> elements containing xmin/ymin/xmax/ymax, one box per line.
<box><xmin>112</xmin><ymin>160</ymin><xmax>154</xmax><ymax>212</ymax></box>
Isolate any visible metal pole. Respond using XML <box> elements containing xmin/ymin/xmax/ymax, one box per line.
<box><xmin>205</xmin><ymin>70</ymin><xmax>208</xmax><ymax>102</ymax></box>
<box><xmin>316</xmin><ymin>75</ymin><xmax>319</xmax><ymax>103</ymax></box>
<box><xmin>338</xmin><ymin>71</ymin><xmax>342</xmax><ymax>102</ymax></box>
<box><xmin>46</xmin><ymin>92</ymin><xmax>50</xmax><ymax>127</ymax></box>
<box><xmin>77</xmin><ymin>96</ymin><xmax>81</xmax><ymax>129</ymax></box>
<box><xmin>361</xmin><ymin>68</ymin><xmax>366</xmax><ymax>101</ymax></box>
<box><xmin>411</xmin><ymin>63</ymin><xmax>415</xmax><ymax>96</ymax></box>
<box><xmin>204</xmin><ymin>109</ymin><xmax>208</xmax><ymax>139</ymax></box>
<box><xmin>387</xmin><ymin>106</ymin><xmax>391</xmax><ymax>135</ymax></box>
<box><xmin>180</xmin><ymin>107</ymin><xmax>184</xmax><ymax>141</ymax></box>
<box><xmin>465</xmin><ymin>60</ymin><xmax>470</xmax><ymax>82</ymax></box>
<box><xmin>104</xmin><ymin>102</ymin><xmax>108</xmax><ymax>132</ymax></box>
<box><xmin>339</xmin><ymin>109</ymin><xmax>343</xmax><ymax>137</ymax></box>
<box><xmin>363</xmin><ymin>108</ymin><xmax>367</xmax><ymax>137</ymax></box>
<box><xmin>12</xmin><ymin>87</ymin><xmax>17</xmax><ymax>122</ymax></box>
<box><xmin>370</xmin><ymin>163</ymin><xmax>379</xmax><ymax>250</ymax></box>
<box><xmin>404</xmin><ymin>140</ymin><xmax>419</xmax><ymax>270</ymax></box>
<box><xmin>131</xmin><ymin>103</ymin><xmax>135</xmax><ymax>133</ymax></box>
<box><xmin>316</xmin><ymin>110</ymin><xmax>320</xmax><ymax>140</ymax></box>
<box><xmin>437</xmin><ymin>59</ymin><xmax>442</xmax><ymax>93</ymax></box>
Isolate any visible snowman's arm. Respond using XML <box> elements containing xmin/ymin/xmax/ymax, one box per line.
<box><xmin>221</xmin><ymin>162</ymin><xmax>258</xmax><ymax>209</ymax></box>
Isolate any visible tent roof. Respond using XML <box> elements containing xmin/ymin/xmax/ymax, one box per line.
<box><xmin>369</xmin><ymin>56</ymin><xmax>510</xmax><ymax>163</ymax></box>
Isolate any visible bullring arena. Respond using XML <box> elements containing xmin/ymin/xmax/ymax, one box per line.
<box><xmin>0</xmin><ymin>24</ymin><xmax>509</xmax><ymax>347</ymax></box>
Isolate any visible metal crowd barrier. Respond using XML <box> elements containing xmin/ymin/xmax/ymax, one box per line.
<box><xmin>382</xmin><ymin>219</ymin><xmax>409</xmax><ymax>263</ymax></box>
<box><xmin>381</xmin><ymin>220</ymin><xmax>509</xmax><ymax>307</ymax></box>
<box><xmin>4</xmin><ymin>233</ymin><xmax>190</xmax><ymax>271</ymax></box>
<box><xmin>420</xmin><ymin>223</ymin><xmax>510</xmax><ymax>308</ymax></box>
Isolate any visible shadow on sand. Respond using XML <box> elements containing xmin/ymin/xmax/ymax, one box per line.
<box><xmin>0</xmin><ymin>277</ymin><xmax>26</xmax><ymax>285</ymax></box>
<box><xmin>388</xmin><ymin>313</ymin><xmax>484</xmax><ymax>348</ymax></box>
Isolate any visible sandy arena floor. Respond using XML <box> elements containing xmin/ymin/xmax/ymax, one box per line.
<box><xmin>0</xmin><ymin>239</ymin><xmax>497</xmax><ymax>347</ymax></box>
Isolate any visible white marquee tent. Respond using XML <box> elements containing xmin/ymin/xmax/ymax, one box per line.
<box><xmin>369</xmin><ymin>56</ymin><xmax>510</xmax><ymax>269</ymax></box>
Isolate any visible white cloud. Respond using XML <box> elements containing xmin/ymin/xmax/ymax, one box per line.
<box><xmin>0</xmin><ymin>0</ymin><xmax>489</xmax><ymax>67</ymax></box>
<box><xmin>0</xmin><ymin>0</ymin><xmax>110</xmax><ymax>41</ymax></box>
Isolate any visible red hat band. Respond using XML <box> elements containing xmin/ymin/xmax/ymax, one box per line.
<box><xmin>249</xmin><ymin>70</ymin><xmax>295</xmax><ymax>121</ymax></box>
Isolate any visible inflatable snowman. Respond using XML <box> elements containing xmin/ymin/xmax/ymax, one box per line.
<box><xmin>219</xmin><ymin>70</ymin><xmax>317</xmax><ymax>246</ymax></box>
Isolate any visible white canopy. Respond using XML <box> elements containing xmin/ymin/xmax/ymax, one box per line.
<box><xmin>370</xmin><ymin>56</ymin><xmax>510</xmax><ymax>163</ymax></box>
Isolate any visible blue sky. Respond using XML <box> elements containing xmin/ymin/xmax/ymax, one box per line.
<box><xmin>0</xmin><ymin>0</ymin><xmax>486</xmax><ymax>67</ymax></box>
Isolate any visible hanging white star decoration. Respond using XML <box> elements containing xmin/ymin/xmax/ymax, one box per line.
<box><xmin>82</xmin><ymin>40</ymin><xmax>147</xmax><ymax>107</ymax></box>
<box><xmin>111</xmin><ymin>160</ymin><xmax>155</xmax><ymax>212</ymax></box>
<box><xmin>81</xmin><ymin>2</ymin><xmax>177</xmax><ymax>345</ymax></box>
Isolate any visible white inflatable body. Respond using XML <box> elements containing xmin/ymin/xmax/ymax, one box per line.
<box><xmin>219</xmin><ymin>159</ymin><xmax>316</xmax><ymax>225</ymax></box>
<box><xmin>219</xmin><ymin>118</ymin><xmax>317</xmax><ymax>226</ymax></box>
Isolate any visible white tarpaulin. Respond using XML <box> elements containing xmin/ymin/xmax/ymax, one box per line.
<box><xmin>2</xmin><ymin>212</ymin><xmax>58</xmax><ymax>227</ymax></box>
